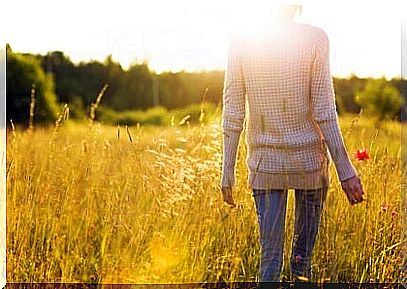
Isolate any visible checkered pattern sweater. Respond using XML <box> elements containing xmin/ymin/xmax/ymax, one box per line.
<box><xmin>221</xmin><ymin>22</ymin><xmax>358</xmax><ymax>190</ymax></box>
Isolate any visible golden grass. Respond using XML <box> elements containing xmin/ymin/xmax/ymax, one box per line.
<box><xmin>6</xmin><ymin>112</ymin><xmax>406</xmax><ymax>283</ymax></box>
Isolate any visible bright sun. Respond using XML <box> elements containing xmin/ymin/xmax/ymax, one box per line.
<box><xmin>1</xmin><ymin>0</ymin><xmax>405</xmax><ymax>77</ymax></box>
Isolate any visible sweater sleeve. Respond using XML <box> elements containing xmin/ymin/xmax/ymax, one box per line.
<box><xmin>310</xmin><ymin>30</ymin><xmax>358</xmax><ymax>182</ymax></box>
<box><xmin>220</xmin><ymin>40</ymin><xmax>246</xmax><ymax>188</ymax></box>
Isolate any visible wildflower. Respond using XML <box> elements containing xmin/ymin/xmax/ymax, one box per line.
<box><xmin>354</xmin><ymin>148</ymin><xmax>369</xmax><ymax>161</ymax></box>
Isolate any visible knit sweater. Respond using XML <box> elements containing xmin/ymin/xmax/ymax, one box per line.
<box><xmin>221</xmin><ymin>22</ymin><xmax>358</xmax><ymax>190</ymax></box>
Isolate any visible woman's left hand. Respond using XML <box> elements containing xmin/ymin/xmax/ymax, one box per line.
<box><xmin>221</xmin><ymin>186</ymin><xmax>236</xmax><ymax>207</ymax></box>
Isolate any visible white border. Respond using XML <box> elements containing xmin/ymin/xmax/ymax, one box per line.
<box><xmin>0</xmin><ymin>45</ymin><xmax>6</xmax><ymax>289</ymax></box>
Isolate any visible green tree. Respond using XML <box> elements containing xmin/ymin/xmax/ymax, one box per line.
<box><xmin>333</xmin><ymin>75</ymin><xmax>365</xmax><ymax>115</ymax></box>
<box><xmin>103</xmin><ymin>55</ymin><xmax>125</xmax><ymax>110</ymax></box>
<box><xmin>355</xmin><ymin>77</ymin><xmax>403</xmax><ymax>121</ymax></box>
<box><xmin>119</xmin><ymin>62</ymin><xmax>153</xmax><ymax>110</ymax></box>
<box><xmin>6</xmin><ymin>45</ymin><xmax>60</xmax><ymax>126</ymax></box>
<box><xmin>40</xmin><ymin>51</ymin><xmax>77</xmax><ymax>104</ymax></box>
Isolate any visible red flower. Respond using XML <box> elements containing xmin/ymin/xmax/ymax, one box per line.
<box><xmin>354</xmin><ymin>148</ymin><xmax>369</xmax><ymax>161</ymax></box>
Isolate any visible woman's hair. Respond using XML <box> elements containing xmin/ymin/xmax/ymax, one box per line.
<box><xmin>273</xmin><ymin>4</ymin><xmax>302</xmax><ymax>21</ymax></box>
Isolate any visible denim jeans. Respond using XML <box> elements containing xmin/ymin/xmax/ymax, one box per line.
<box><xmin>252</xmin><ymin>186</ymin><xmax>328</xmax><ymax>282</ymax></box>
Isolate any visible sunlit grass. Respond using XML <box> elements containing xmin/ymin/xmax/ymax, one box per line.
<box><xmin>6</xmin><ymin>110</ymin><xmax>405</xmax><ymax>283</ymax></box>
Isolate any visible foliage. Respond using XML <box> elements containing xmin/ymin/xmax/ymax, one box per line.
<box><xmin>6</xmin><ymin>45</ymin><xmax>60</xmax><ymax>126</ymax></box>
<box><xmin>6</xmin><ymin>48</ymin><xmax>406</xmax><ymax>126</ymax></box>
<box><xmin>96</xmin><ymin>102</ymin><xmax>218</xmax><ymax>126</ymax></box>
<box><xmin>355</xmin><ymin>77</ymin><xmax>404</xmax><ymax>121</ymax></box>
<box><xmin>333</xmin><ymin>75</ymin><xmax>365</xmax><ymax>114</ymax></box>
<box><xmin>30</xmin><ymin>50</ymin><xmax>223</xmax><ymax>114</ymax></box>
<box><xmin>97</xmin><ymin>105</ymin><xmax>169</xmax><ymax>126</ymax></box>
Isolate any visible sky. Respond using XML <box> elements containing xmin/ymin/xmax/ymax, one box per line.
<box><xmin>1</xmin><ymin>0</ymin><xmax>407</xmax><ymax>78</ymax></box>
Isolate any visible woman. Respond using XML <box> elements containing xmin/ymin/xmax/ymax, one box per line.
<box><xmin>220</xmin><ymin>4</ymin><xmax>365</xmax><ymax>282</ymax></box>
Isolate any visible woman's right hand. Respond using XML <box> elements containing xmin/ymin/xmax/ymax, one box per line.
<box><xmin>341</xmin><ymin>175</ymin><xmax>365</xmax><ymax>206</ymax></box>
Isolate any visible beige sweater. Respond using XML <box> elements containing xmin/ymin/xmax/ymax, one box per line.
<box><xmin>221</xmin><ymin>22</ymin><xmax>358</xmax><ymax>190</ymax></box>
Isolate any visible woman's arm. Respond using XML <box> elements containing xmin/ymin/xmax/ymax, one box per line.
<box><xmin>221</xmin><ymin>40</ymin><xmax>246</xmax><ymax>188</ymax></box>
<box><xmin>310</xmin><ymin>29</ymin><xmax>358</xmax><ymax>182</ymax></box>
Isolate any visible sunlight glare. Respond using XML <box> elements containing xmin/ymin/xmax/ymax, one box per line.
<box><xmin>1</xmin><ymin>0</ymin><xmax>405</xmax><ymax>77</ymax></box>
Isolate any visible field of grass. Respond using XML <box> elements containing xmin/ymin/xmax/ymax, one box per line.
<box><xmin>6</xmin><ymin>110</ymin><xmax>406</xmax><ymax>283</ymax></box>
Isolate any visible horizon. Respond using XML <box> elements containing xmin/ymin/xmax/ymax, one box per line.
<box><xmin>5</xmin><ymin>44</ymin><xmax>406</xmax><ymax>80</ymax></box>
<box><xmin>2</xmin><ymin>0</ymin><xmax>407</xmax><ymax>78</ymax></box>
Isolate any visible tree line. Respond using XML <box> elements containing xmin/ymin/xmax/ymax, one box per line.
<box><xmin>6</xmin><ymin>44</ymin><xmax>406</xmax><ymax>127</ymax></box>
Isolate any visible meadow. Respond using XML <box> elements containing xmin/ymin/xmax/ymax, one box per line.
<box><xmin>6</xmin><ymin>106</ymin><xmax>406</xmax><ymax>283</ymax></box>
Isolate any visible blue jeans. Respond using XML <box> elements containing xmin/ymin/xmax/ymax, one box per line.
<box><xmin>252</xmin><ymin>187</ymin><xmax>328</xmax><ymax>282</ymax></box>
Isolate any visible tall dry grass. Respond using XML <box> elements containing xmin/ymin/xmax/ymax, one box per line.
<box><xmin>6</xmin><ymin>102</ymin><xmax>406</xmax><ymax>283</ymax></box>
